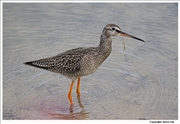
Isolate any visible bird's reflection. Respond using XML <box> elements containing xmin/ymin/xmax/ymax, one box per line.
<box><xmin>49</xmin><ymin>95</ymin><xmax>89</xmax><ymax>119</ymax></box>
<box><xmin>69</xmin><ymin>95</ymin><xmax>85</xmax><ymax>113</ymax></box>
<box><xmin>77</xmin><ymin>95</ymin><xmax>84</xmax><ymax>110</ymax></box>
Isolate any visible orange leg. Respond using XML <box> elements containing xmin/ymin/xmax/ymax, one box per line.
<box><xmin>68</xmin><ymin>81</ymin><xmax>74</xmax><ymax>105</ymax></box>
<box><xmin>76</xmin><ymin>77</ymin><xmax>81</xmax><ymax>96</ymax></box>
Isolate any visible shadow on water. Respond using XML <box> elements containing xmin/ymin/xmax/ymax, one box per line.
<box><xmin>3</xmin><ymin>89</ymin><xmax>90</xmax><ymax>120</ymax></box>
<box><xmin>40</xmin><ymin>96</ymin><xmax>89</xmax><ymax>120</ymax></box>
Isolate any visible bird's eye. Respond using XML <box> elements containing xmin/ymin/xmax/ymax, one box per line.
<box><xmin>112</xmin><ymin>28</ymin><xmax>116</xmax><ymax>31</ymax></box>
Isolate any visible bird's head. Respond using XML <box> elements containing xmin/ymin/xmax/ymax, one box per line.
<box><xmin>103</xmin><ymin>24</ymin><xmax>145</xmax><ymax>42</ymax></box>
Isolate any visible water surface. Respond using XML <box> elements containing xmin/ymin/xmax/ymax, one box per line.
<box><xmin>3</xmin><ymin>3</ymin><xmax>178</xmax><ymax>120</ymax></box>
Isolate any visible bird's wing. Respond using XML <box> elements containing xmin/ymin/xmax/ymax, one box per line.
<box><xmin>24</xmin><ymin>47</ymin><xmax>88</xmax><ymax>75</ymax></box>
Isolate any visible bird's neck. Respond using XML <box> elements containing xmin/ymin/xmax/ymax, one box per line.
<box><xmin>98</xmin><ymin>34</ymin><xmax>113</xmax><ymax>56</ymax></box>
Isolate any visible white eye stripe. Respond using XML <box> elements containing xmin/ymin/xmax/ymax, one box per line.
<box><xmin>114</xmin><ymin>27</ymin><xmax>121</xmax><ymax>31</ymax></box>
<box><xmin>111</xmin><ymin>27</ymin><xmax>121</xmax><ymax>33</ymax></box>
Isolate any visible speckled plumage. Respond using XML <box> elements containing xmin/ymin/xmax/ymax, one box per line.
<box><xmin>24</xmin><ymin>24</ymin><xmax>144</xmax><ymax>104</ymax></box>
<box><xmin>24</xmin><ymin>24</ymin><xmax>120</xmax><ymax>81</ymax></box>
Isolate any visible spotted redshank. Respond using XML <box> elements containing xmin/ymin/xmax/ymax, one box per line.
<box><xmin>24</xmin><ymin>24</ymin><xmax>145</xmax><ymax>104</ymax></box>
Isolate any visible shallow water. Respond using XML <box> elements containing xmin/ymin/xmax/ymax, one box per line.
<box><xmin>3</xmin><ymin>3</ymin><xmax>178</xmax><ymax>120</ymax></box>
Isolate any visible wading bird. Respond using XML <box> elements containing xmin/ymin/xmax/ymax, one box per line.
<box><xmin>24</xmin><ymin>24</ymin><xmax>145</xmax><ymax>104</ymax></box>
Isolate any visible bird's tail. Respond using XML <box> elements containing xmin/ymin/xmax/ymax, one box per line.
<box><xmin>23</xmin><ymin>58</ymin><xmax>52</xmax><ymax>70</ymax></box>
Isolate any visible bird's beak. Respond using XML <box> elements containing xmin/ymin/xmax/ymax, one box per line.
<box><xmin>120</xmin><ymin>31</ymin><xmax>145</xmax><ymax>42</ymax></box>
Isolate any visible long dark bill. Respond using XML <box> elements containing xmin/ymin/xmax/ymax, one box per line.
<box><xmin>120</xmin><ymin>31</ymin><xmax>145</xmax><ymax>42</ymax></box>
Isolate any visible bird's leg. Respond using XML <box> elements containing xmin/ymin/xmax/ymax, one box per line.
<box><xmin>76</xmin><ymin>77</ymin><xmax>81</xmax><ymax>96</ymax></box>
<box><xmin>68</xmin><ymin>81</ymin><xmax>74</xmax><ymax>104</ymax></box>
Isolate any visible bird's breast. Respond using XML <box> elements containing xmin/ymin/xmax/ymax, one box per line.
<box><xmin>79</xmin><ymin>51</ymin><xmax>110</xmax><ymax>76</ymax></box>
